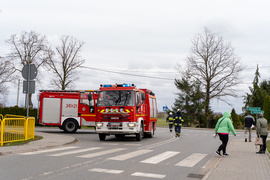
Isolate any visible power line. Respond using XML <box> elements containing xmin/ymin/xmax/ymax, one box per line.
<box><xmin>80</xmin><ymin>66</ymin><xmax>175</xmax><ymax>81</ymax></box>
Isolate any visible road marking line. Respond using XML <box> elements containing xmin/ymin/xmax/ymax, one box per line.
<box><xmin>139</xmin><ymin>137</ymin><xmax>178</xmax><ymax>149</ymax></box>
<box><xmin>131</xmin><ymin>172</ymin><xmax>166</xmax><ymax>179</ymax></box>
<box><xmin>108</xmin><ymin>149</ymin><xmax>153</xmax><ymax>161</ymax></box>
<box><xmin>77</xmin><ymin>148</ymin><xmax>127</xmax><ymax>158</ymax></box>
<box><xmin>19</xmin><ymin>146</ymin><xmax>78</xmax><ymax>155</ymax></box>
<box><xmin>48</xmin><ymin>147</ymin><xmax>102</xmax><ymax>156</ymax></box>
<box><xmin>175</xmin><ymin>153</ymin><xmax>207</xmax><ymax>167</ymax></box>
<box><xmin>89</xmin><ymin>168</ymin><xmax>123</xmax><ymax>174</ymax></box>
<box><xmin>140</xmin><ymin>151</ymin><xmax>180</xmax><ymax>164</ymax></box>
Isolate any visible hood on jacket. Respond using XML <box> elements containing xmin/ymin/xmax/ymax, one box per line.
<box><xmin>223</xmin><ymin>111</ymin><xmax>231</xmax><ymax>118</ymax></box>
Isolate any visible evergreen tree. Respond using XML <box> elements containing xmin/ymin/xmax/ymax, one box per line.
<box><xmin>243</xmin><ymin>65</ymin><xmax>264</xmax><ymax>110</ymax></box>
<box><xmin>231</xmin><ymin>108</ymin><xmax>241</xmax><ymax>129</ymax></box>
<box><xmin>173</xmin><ymin>75</ymin><xmax>205</xmax><ymax>127</ymax></box>
<box><xmin>263</xmin><ymin>95</ymin><xmax>270</xmax><ymax>123</ymax></box>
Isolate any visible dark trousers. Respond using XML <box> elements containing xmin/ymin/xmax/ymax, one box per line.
<box><xmin>260</xmin><ymin>135</ymin><xmax>267</xmax><ymax>152</ymax></box>
<box><xmin>169</xmin><ymin>124</ymin><xmax>173</xmax><ymax>131</ymax></box>
<box><xmin>175</xmin><ymin>126</ymin><xmax>181</xmax><ymax>135</ymax></box>
<box><xmin>217</xmin><ymin>133</ymin><xmax>229</xmax><ymax>154</ymax></box>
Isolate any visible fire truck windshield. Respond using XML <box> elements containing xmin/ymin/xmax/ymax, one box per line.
<box><xmin>97</xmin><ymin>90</ymin><xmax>135</xmax><ymax>106</ymax></box>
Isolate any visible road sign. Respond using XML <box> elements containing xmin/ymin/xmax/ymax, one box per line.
<box><xmin>251</xmin><ymin>110</ymin><xmax>264</xmax><ymax>114</ymax></box>
<box><xmin>163</xmin><ymin>106</ymin><xmax>168</xmax><ymax>111</ymax></box>
<box><xmin>23</xmin><ymin>81</ymin><xmax>35</xmax><ymax>94</ymax></box>
<box><xmin>247</xmin><ymin>107</ymin><xmax>261</xmax><ymax>111</ymax></box>
<box><xmin>22</xmin><ymin>64</ymin><xmax>37</xmax><ymax>80</ymax></box>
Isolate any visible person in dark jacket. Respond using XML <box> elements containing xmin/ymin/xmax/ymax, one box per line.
<box><xmin>173</xmin><ymin>109</ymin><xmax>184</xmax><ymax>137</ymax></box>
<box><xmin>166</xmin><ymin>112</ymin><xmax>174</xmax><ymax>132</ymax></box>
<box><xmin>244</xmin><ymin>113</ymin><xmax>255</xmax><ymax>142</ymax></box>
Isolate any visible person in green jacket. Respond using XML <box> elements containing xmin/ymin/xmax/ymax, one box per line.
<box><xmin>215</xmin><ymin>111</ymin><xmax>236</xmax><ymax>156</ymax></box>
<box><xmin>256</xmin><ymin>113</ymin><xmax>269</xmax><ymax>154</ymax></box>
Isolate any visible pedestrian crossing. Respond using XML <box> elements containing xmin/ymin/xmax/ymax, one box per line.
<box><xmin>20</xmin><ymin>146</ymin><xmax>208</xmax><ymax>168</ymax></box>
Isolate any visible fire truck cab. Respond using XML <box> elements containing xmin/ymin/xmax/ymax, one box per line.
<box><xmin>95</xmin><ymin>84</ymin><xmax>157</xmax><ymax>141</ymax></box>
<box><xmin>38</xmin><ymin>90</ymin><xmax>97</xmax><ymax>133</ymax></box>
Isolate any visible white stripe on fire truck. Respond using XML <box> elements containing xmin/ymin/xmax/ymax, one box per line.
<box><xmin>48</xmin><ymin>147</ymin><xmax>102</xmax><ymax>157</ymax></box>
<box><xmin>77</xmin><ymin>148</ymin><xmax>127</xmax><ymax>158</ymax></box>
<box><xmin>107</xmin><ymin>149</ymin><xmax>153</xmax><ymax>161</ymax></box>
<box><xmin>140</xmin><ymin>151</ymin><xmax>180</xmax><ymax>164</ymax></box>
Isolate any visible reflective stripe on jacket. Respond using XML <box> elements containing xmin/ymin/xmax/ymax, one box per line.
<box><xmin>167</xmin><ymin>115</ymin><xmax>174</xmax><ymax>124</ymax></box>
<box><xmin>174</xmin><ymin>117</ymin><xmax>184</xmax><ymax>126</ymax></box>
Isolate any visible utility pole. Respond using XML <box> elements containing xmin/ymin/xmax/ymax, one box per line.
<box><xmin>17</xmin><ymin>79</ymin><xmax>20</xmax><ymax>106</ymax></box>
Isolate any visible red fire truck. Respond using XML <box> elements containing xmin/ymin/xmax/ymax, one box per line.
<box><xmin>38</xmin><ymin>90</ymin><xmax>97</xmax><ymax>133</ymax></box>
<box><xmin>95</xmin><ymin>83</ymin><xmax>157</xmax><ymax>141</ymax></box>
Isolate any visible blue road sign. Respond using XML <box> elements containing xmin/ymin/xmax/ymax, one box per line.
<box><xmin>163</xmin><ymin>106</ymin><xmax>168</xmax><ymax>111</ymax></box>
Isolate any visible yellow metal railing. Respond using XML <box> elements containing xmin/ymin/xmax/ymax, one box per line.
<box><xmin>0</xmin><ymin>114</ymin><xmax>35</xmax><ymax>146</ymax></box>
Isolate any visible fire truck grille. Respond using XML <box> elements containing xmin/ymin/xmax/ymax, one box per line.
<box><xmin>101</xmin><ymin>114</ymin><xmax>130</xmax><ymax>122</ymax></box>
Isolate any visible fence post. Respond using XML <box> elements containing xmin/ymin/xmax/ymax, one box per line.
<box><xmin>1</xmin><ymin>119</ymin><xmax>4</xmax><ymax>146</ymax></box>
<box><xmin>25</xmin><ymin>117</ymin><xmax>28</xmax><ymax>140</ymax></box>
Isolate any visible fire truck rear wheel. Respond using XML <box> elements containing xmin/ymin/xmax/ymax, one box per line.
<box><xmin>136</xmin><ymin>122</ymin><xmax>143</xmax><ymax>141</ymax></box>
<box><xmin>62</xmin><ymin>119</ymin><xmax>78</xmax><ymax>133</ymax></box>
<box><xmin>99</xmin><ymin>133</ymin><xmax>106</xmax><ymax>141</ymax></box>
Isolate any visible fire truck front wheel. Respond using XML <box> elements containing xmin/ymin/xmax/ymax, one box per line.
<box><xmin>62</xmin><ymin>119</ymin><xmax>78</xmax><ymax>133</ymax></box>
<box><xmin>136</xmin><ymin>122</ymin><xmax>144</xmax><ymax>141</ymax></box>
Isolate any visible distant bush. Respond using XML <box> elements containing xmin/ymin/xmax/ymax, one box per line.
<box><xmin>0</xmin><ymin>106</ymin><xmax>39</xmax><ymax>125</ymax></box>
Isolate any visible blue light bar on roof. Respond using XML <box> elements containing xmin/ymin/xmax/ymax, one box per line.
<box><xmin>122</xmin><ymin>84</ymin><xmax>131</xmax><ymax>87</ymax></box>
<box><xmin>103</xmin><ymin>85</ymin><xmax>112</xmax><ymax>87</ymax></box>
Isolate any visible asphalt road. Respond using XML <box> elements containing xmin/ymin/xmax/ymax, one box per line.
<box><xmin>0</xmin><ymin>127</ymin><xmax>242</xmax><ymax>180</ymax></box>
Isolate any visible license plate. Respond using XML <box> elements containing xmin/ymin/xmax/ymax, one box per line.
<box><xmin>109</xmin><ymin>122</ymin><xmax>120</xmax><ymax>126</ymax></box>
<box><xmin>111</xmin><ymin>117</ymin><xmax>119</xmax><ymax>119</ymax></box>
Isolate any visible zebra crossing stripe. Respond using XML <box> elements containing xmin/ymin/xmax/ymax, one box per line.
<box><xmin>48</xmin><ymin>147</ymin><xmax>102</xmax><ymax>157</ymax></box>
<box><xmin>77</xmin><ymin>148</ymin><xmax>127</xmax><ymax>158</ymax></box>
<box><xmin>89</xmin><ymin>168</ymin><xmax>123</xmax><ymax>174</ymax></box>
<box><xmin>108</xmin><ymin>149</ymin><xmax>153</xmax><ymax>161</ymax></box>
<box><xmin>131</xmin><ymin>172</ymin><xmax>166</xmax><ymax>179</ymax></box>
<box><xmin>175</xmin><ymin>153</ymin><xmax>207</xmax><ymax>167</ymax></box>
<box><xmin>140</xmin><ymin>151</ymin><xmax>180</xmax><ymax>164</ymax></box>
<box><xmin>19</xmin><ymin>146</ymin><xmax>78</xmax><ymax>155</ymax></box>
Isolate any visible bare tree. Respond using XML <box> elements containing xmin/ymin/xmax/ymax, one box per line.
<box><xmin>45</xmin><ymin>35</ymin><xmax>85</xmax><ymax>90</ymax></box>
<box><xmin>177</xmin><ymin>28</ymin><xmax>243</xmax><ymax>126</ymax></box>
<box><xmin>0</xmin><ymin>57</ymin><xmax>16</xmax><ymax>106</ymax></box>
<box><xmin>6</xmin><ymin>31</ymin><xmax>52</xmax><ymax>108</ymax></box>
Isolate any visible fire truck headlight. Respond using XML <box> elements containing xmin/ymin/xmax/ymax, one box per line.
<box><xmin>115</xmin><ymin>108</ymin><xmax>119</xmax><ymax>113</ymax></box>
<box><xmin>128</xmin><ymin>123</ymin><xmax>136</xmax><ymax>127</ymax></box>
<box><xmin>96</xmin><ymin>123</ymin><xmax>103</xmax><ymax>127</ymax></box>
<box><xmin>105</xmin><ymin>108</ymin><xmax>109</xmax><ymax>113</ymax></box>
<box><xmin>110</xmin><ymin>108</ymin><xmax>114</xmax><ymax>112</ymax></box>
<box><xmin>120</xmin><ymin>108</ymin><xmax>124</xmax><ymax>113</ymax></box>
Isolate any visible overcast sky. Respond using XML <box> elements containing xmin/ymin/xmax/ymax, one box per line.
<box><xmin>1</xmin><ymin>0</ymin><xmax>270</xmax><ymax>114</ymax></box>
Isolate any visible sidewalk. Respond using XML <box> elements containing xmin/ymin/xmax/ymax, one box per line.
<box><xmin>0</xmin><ymin>132</ymin><xmax>76</xmax><ymax>156</ymax></box>
<box><xmin>203</xmin><ymin>138</ymin><xmax>270</xmax><ymax>180</ymax></box>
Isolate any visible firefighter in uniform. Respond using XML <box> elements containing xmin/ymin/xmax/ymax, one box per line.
<box><xmin>166</xmin><ymin>112</ymin><xmax>174</xmax><ymax>132</ymax></box>
<box><xmin>174</xmin><ymin>109</ymin><xmax>184</xmax><ymax>137</ymax></box>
